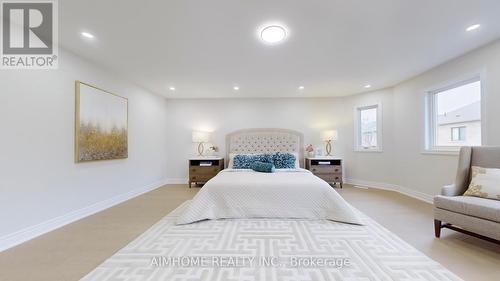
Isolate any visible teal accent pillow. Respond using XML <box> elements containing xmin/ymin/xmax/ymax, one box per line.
<box><xmin>253</xmin><ymin>153</ymin><xmax>273</xmax><ymax>163</ymax></box>
<box><xmin>272</xmin><ymin>152</ymin><xmax>296</xmax><ymax>169</ymax></box>
<box><xmin>251</xmin><ymin>161</ymin><xmax>275</xmax><ymax>173</ymax></box>
<box><xmin>233</xmin><ymin>154</ymin><xmax>254</xmax><ymax>169</ymax></box>
<box><xmin>233</xmin><ymin>153</ymin><xmax>296</xmax><ymax>169</ymax></box>
<box><xmin>233</xmin><ymin>154</ymin><xmax>273</xmax><ymax>169</ymax></box>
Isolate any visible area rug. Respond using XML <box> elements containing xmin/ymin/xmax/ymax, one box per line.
<box><xmin>81</xmin><ymin>201</ymin><xmax>462</xmax><ymax>281</ymax></box>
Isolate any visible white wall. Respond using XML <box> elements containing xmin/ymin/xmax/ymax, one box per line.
<box><xmin>390</xmin><ymin>39</ymin><xmax>500</xmax><ymax>196</ymax></box>
<box><xmin>342</xmin><ymin>89</ymin><xmax>397</xmax><ymax>185</ymax></box>
<box><xmin>0</xmin><ymin>49</ymin><xmax>168</xmax><ymax>239</ymax></box>
<box><xmin>164</xmin><ymin>39</ymin><xmax>500</xmax><ymax>201</ymax></box>
<box><xmin>165</xmin><ymin>98</ymin><xmax>348</xmax><ymax>180</ymax></box>
<box><xmin>342</xmin><ymin>40</ymin><xmax>500</xmax><ymax>197</ymax></box>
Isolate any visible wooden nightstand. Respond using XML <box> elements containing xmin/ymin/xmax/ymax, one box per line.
<box><xmin>188</xmin><ymin>157</ymin><xmax>224</xmax><ymax>188</ymax></box>
<box><xmin>305</xmin><ymin>157</ymin><xmax>343</xmax><ymax>188</ymax></box>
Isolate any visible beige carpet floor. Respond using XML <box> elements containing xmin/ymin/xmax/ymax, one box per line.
<box><xmin>0</xmin><ymin>184</ymin><xmax>498</xmax><ymax>281</ymax></box>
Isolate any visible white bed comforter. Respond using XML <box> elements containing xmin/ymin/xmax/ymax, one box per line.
<box><xmin>177</xmin><ymin>168</ymin><xmax>362</xmax><ymax>225</ymax></box>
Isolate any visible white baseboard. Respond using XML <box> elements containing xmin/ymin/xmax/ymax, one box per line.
<box><xmin>345</xmin><ymin>178</ymin><xmax>434</xmax><ymax>204</ymax></box>
<box><xmin>0</xmin><ymin>178</ymin><xmax>168</xmax><ymax>252</ymax></box>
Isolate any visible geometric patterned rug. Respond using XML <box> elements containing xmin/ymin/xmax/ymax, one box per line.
<box><xmin>81</xmin><ymin>201</ymin><xmax>463</xmax><ymax>281</ymax></box>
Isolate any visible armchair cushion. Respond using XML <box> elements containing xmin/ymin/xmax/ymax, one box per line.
<box><xmin>463</xmin><ymin>166</ymin><xmax>500</xmax><ymax>200</ymax></box>
<box><xmin>434</xmin><ymin>195</ymin><xmax>500</xmax><ymax>223</ymax></box>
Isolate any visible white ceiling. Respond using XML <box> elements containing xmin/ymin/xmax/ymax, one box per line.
<box><xmin>59</xmin><ymin>0</ymin><xmax>500</xmax><ymax>98</ymax></box>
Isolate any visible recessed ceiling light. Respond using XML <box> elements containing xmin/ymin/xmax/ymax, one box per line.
<box><xmin>169</xmin><ymin>87</ymin><xmax>176</xmax><ymax>91</ymax></box>
<box><xmin>466</xmin><ymin>24</ymin><xmax>481</xmax><ymax>32</ymax></box>
<box><xmin>233</xmin><ymin>86</ymin><xmax>240</xmax><ymax>91</ymax></box>
<box><xmin>81</xmin><ymin>32</ymin><xmax>95</xmax><ymax>39</ymax></box>
<box><xmin>298</xmin><ymin>86</ymin><xmax>305</xmax><ymax>90</ymax></box>
<box><xmin>261</xmin><ymin>25</ymin><xmax>287</xmax><ymax>44</ymax></box>
<box><xmin>364</xmin><ymin>84</ymin><xmax>372</xmax><ymax>89</ymax></box>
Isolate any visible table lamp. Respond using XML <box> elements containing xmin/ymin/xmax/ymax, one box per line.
<box><xmin>192</xmin><ymin>131</ymin><xmax>210</xmax><ymax>156</ymax></box>
<box><xmin>321</xmin><ymin>130</ymin><xmax>338</xmax><ymax>156</ymax></box>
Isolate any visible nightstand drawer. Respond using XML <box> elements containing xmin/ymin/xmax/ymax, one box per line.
<box><xmin>189</xmin><ymin>174</ymin><xmax>215</xmax><ymax>182</ymax></box>
<box><xmin>310</xmin><ymin>165</ymin><xmax>341</xmax><ymax>174</ymax></box>
<box><xmin>316</xmin><ymin>173</ymin><xmax>343</xmax><ymax>183</ymax></box>
<box><xmin>190</xmin><ymin>166</ymin><xmax>220</xmax><ymax>174</ymax></box>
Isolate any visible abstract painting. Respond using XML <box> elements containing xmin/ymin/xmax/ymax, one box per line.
<box><xmin>75</xmin><ymin>81</ymin><xmax>128</xmax><ymax>162</ymax></box>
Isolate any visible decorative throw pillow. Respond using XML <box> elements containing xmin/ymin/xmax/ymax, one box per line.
<box><xmin>253</xmin><ymin>153</ymin><xmax>273</xmax><ymax>164</ymax></box>
<box><xmin>272</xmin><ymin>152</ymin><xmax>296</xmax><ymax>169</ymax></box>
<box><xmin>251</xmin><ymin>161</ymin><xmax>275</xmax><ymax>173</ymax></box>
<box><xmin>463</xmin><ymin>166</ymin><xmax>500</xmax><ymax>201</ymax></box>
<box><xmin>232</xmin><ymin>154</ymin><xmax>273</xmax><ymax>169</ymax></box>
<box><xmin>233</xmin><ymin>154</ymin><xmax>254</xmax><ymax>169</ymax></box>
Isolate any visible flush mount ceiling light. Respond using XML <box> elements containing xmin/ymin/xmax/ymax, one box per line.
<box><xmin>169</xmin><ymin>86</ymin><xmax>176</xmax><ymax>91</ymax></box>
<box><xmin>298</xmin><ymin>86</ymin><xmax>305</xmax><ymax>90</ymax></box>
<box><xmin>466</xmin><ymin>24</ymin><xmax>481</xmax><ymax>32</ymax></box>
<box><xmin>364</xmin><ymin>84</ymin><xmax>372</xmax><ymax>89</ymax></box>
<box><xmin>81</xmin><ymin>32</ymin><xmax>95</xmax><ymax>39</ymax></box>
<box><xmin>260</xmin><ymin>25</ymin><xmax>287</xmax><ymax>44</ymax></box>
<box><xmin>233</xmin><ymin>86</ymin><xmax>240</xmax><ymax>91</ymax></box>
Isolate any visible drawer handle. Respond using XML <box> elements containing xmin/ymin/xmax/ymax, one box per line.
<box><xmin>312</xmin><ymin>168</ymin><xmax>316</xmax><ymax>172</ymax></box>
<box><xmin>334</xmin><ymin>169</ymin><xmax>339</xmax><ymax>172</ymax></box>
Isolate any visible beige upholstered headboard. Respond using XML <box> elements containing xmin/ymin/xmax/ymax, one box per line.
<box><xmin>226</xmin><ymin>128</ymin><xmax>304</xmax><ymax>168</ymax></box>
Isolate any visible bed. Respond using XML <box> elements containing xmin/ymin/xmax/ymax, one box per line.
<box><xmin>177</xmin><ymin>128</ymin><xmax>361</xmax><ymax>225</ymax></box>
<box><xmin>81</xmin><ymin>129</ymin><xmax>463</xmax><ymax>281</ymax></box>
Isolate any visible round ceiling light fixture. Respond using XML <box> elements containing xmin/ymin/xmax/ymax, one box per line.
<box><xmin>81</xmin><ymin>32</ymin><xmax>95</xmax><ymax>39</ymax></box>
<box><xmin>466</xmin><ymin>24</ymin><xmax>481</xmax><ymax>32</ymax></box>
<box><xmin>260</xmin><ymin>25</ymin><xmax>287</xmax><ymax>44</ymax></box>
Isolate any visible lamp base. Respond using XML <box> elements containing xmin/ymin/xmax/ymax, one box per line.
<box><xmin>325</xmin><ymin>140</ymin><xmax>332</xmax><ymax>156</ymax></box>
<box><xmin>197</xmin><ymin>142</ymin><xmax>204</xmax><ymax>156</ymax></box>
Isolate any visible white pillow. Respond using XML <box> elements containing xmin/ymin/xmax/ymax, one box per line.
<box><xmin>227</xmin><ymin>153</ymin><xmax>238</xmax><ymax>169</ymax></box>
<box><xmin>227</xmin><ymin>152</ymin><xmax>300</xmax><ymax>169</ymax></box>
<box><xmin>291</xmin><ymin>152</ymin><xmax>301</xmax><ymax>169</ymax></box>
<box><xmin>463</xmin><ymin>166</ymin><xmax>500</xmax><ymax>201</ymax></box>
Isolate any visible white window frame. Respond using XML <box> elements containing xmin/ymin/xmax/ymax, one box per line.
<box><xmin>424</xmin><ymin>76</ymin><xmax>481</xmax><ymax>153</ymax></box>
<box><xmin>354</xmin><ymin>103</ymin><xmax>383</xmax><ymax>152</ymax></box>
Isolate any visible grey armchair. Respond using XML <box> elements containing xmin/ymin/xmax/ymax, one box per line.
<box><xmin>433</xmin><ymin>146</ymin><xmax>500</xmax><ymax>243</ymax></box>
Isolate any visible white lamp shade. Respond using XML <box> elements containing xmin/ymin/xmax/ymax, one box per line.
<box><xmin>192</xmin><ymin>131</ymin><xmax>210</xmax><ymax>143</ymax></box>
<box><xmin>321</xmin><ymin>130</ymin><xmax>338</xmax><ymax>141</ymax></box>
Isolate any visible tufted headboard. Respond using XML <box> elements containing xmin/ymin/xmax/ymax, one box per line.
<box><xmin>225</xmin><ymin>128</ymin><xmax>304</xmax><ymax>168</ymax></box>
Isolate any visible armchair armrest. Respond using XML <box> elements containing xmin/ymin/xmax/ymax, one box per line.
<box><xmin>441</xmin><ymin>184</ymin><xmax>462</xmax><ymax>197</ymax></box>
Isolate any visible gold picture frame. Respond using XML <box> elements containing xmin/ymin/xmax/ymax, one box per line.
<box><xmin>75</xmin><ymin>81</ymin><xmax>128</xmax><ymax>163</ymax></box>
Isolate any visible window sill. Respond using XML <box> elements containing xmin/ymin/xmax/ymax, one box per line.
<box><xmin>421</xmin><ymin>150</ymin><xmax>459</xmax><ymax>156</ymax></box>
<box><xmin>354</xmin><ymin>148</ymin><xmax>383</xmax><ymax>153</ymax></box>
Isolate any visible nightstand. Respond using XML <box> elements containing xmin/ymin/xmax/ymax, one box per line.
<box><xmin>188</xmin><ymin>157</ymin><xmax>224</xmax><ymax>188</ymax></box>
<box><xmin>305</xmin><ymin>157</ymin><xmax>343</xmax><ymax>188</ymax></box>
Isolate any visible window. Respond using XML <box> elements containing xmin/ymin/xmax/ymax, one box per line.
<box><xmin>355</xmin><ymin>104</ymin><xmax>381</xmax><ymax>151</ymax></box>
<box><xmin>425</xmin><ymin>78</ymin><xmax>481</xmax><ymax>152</ymax></box>
<box><xmin>451</xmin><ymin>126</ymin><xmax>466</xmax><ymax>141</ymax></box>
